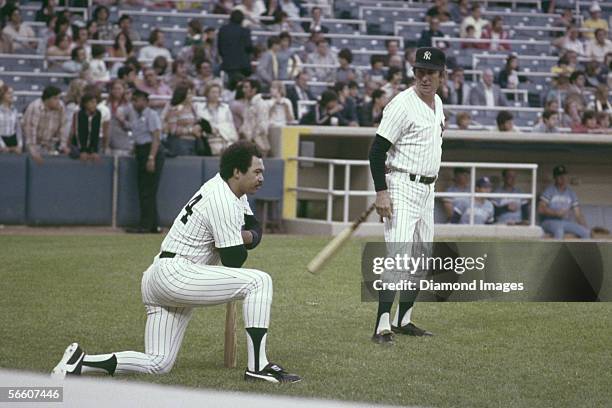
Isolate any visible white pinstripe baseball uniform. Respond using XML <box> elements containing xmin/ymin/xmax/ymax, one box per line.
<box><xmin>376</xmin><ymin>86</ymin><xmax>444</xmax><ymax>326</ymax></box>
<box><xmin>81</xmin><ymin>173</ymin><xmax>273</xmax><ymax>375</ymax></box>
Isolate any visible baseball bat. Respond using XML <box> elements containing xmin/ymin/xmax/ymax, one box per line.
<box><xmin>224</xmin><ymin>301</ymin><xmax>237</xmax><ymax>368</ymax></box>
<box><xmin>307</xmin><ymin>203</ymin><xmax>377</xmax><ymax>274</ymax></box>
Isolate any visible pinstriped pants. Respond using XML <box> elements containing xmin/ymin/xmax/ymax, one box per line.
<box><xmin>110</xmin><ymin>256</ymin><xmax>273</xmax><ymax>375</ymax></box>
<box><xmin>383</xmin><ymin>172</ymin><xmax>435</xmax><ymax>284</ymax></box>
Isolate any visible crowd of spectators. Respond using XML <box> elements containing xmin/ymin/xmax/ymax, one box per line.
<box><xmin>442</xmin><ymin>165</ymin><xmax>592</xmax><ymax>239</ymax></box>
<box><xmin>0</xmin><ymin>0</ymin><xmax>610</xmax><ymax>158</ymax></box>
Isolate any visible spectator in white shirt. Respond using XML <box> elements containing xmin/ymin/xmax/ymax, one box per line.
<box><xmin>460</xmin><ymin>4</ymin><xmax>489</xmax><ymax>39</ymax></box>
<box><xmin>553</xmin><ymin>25</ymin><xmax>585</xmax><ymax>56</ymax></box>
<box><xmin>585</xmin><ymin>29</ymin><xmax>612</xmax><ymax>63</ymax></box>
<box><xmin>196</xmin><ymin>82</ymin><xmax>239</xmax><ymax>155</ymax></box>
<box><xmin>2</xmin><ymin>6</ymin><xmax>37</xmax><ymax>51</ymax></box>
<box><xmin>280</xmin><ymin>0</ymin><xmax>300</xmax><ymax>19</ymax></box>
<box><xmin>266</xmin><ymin>80</ymin><xmax>294</xmax><ymax>127</ymax></box>
<box><xmin>89</xmin><ymin>44</ymin><xmax>111</xmax><ymax>83</ymax></box>
<box><xmin>138</xmin><ymin>29</ymin><xmax>172</xmax><ymax>62</ymax></box>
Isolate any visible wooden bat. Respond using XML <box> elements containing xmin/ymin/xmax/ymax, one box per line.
<box><xmin>307</xmin><ymin>203</ymin><xmax>377</xmax><ymax>274</ymax></box>
<box><xmin>224</xmin><ymin>301</ymin><xmax>237</xmax><ymax>368</ymax></box>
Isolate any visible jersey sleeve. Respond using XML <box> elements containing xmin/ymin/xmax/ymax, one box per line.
<box><xmin>570</xmin><ymin>189</ymin><xmax>579</xmax><ymax>208</ymax></box>
<box><xmin>241</xmin><ymin>195</ymin><xmax>254</xmax><ymax>216</ymax></box>
<box><xmin>206</xmin><ymin>196</ymin><xmax>245</xmax><ymax>249</ymax></box>
<box><xmin>539</xmin><ymin>186</ymin><xmax>553</xmax><ymax>204</ymax></box>
<box><xmin>375</xmin><ymin>97</ymin><xmax>406</xmax><ymax>145</ymax></box>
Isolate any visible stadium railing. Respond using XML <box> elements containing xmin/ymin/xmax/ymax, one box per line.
<box><xmin>286</xmin><ymin>156</ymin><xmax>539</xmax><ymax>226</ymax></box>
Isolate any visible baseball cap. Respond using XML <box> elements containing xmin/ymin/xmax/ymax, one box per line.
<box><xmin>590</xmin><ymin>2</ymin><xmax>601</xmax><ymax>12</ymax></box>
<box><xmin>476</xmin><ymin>176</ymin><xmax>492</xmax><ymax>188</ymax></box>
<box><xmin>413</xmin><ymin>47</ymin><xmax>446</xmax><ymax>71</ymax></box>
<box><xmin>553</xmin><ymin>165</ymin><xmax>568</xmax><ymax>177</ymax></box>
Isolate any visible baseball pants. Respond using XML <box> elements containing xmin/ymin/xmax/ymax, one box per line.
<box><xmin>384</xmin><ymin>172</ymin><xmax>435</xmax><ymax>277</ymax></box>
<box><xmin>382</xmin><ymin>172</ymin><xmax>435</xmax><ymax>327</ymax></box>
<box><xmin>96</xmin><ymin>256</ymin><xmax>273</xmax><ymax>375</ymax></box>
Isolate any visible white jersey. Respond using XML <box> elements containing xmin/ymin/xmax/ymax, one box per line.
<box><xmin>376</xmin><ymin>87</ymin><xmax>445</xmax><ymax>177</ymax></box>
<box><xmin>160</xmin><ymin>173</ymin><xmax>253</xmax><ymax>265</ymax></box>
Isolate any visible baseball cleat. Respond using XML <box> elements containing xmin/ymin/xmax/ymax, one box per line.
<box><xmin>371</xmin><ymin>330</ymin><xmax>395</xmax><ymax>345</ymax></box>
<box><xmin>244</xmin><ymin>362</ymin><xmax>302</xmax><ymax>384</ymax></box>
<box><xmin>392</xmin><ymin>323</ymin><xmax>434</xmax><ymax>336</ymax></box>
<box><xmin>51</xmin><ymin>342</ymin><xmax>85</xmax><ymax>379</ymax></box>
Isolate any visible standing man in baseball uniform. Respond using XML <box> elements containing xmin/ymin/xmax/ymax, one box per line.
<box><xmin>368</xmin><ymin>47</ymin><xmax>446</xmax><ymax>345</ymax></box>
<box><xmin>52</xmin><ymin>141</ymin><xmax>301</xmax><ymax>383</ymax></box>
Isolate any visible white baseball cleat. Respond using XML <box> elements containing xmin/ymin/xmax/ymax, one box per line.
<box><xmin>51</xmin><ymin>342</ymin><xmax>85</xmax><ymax>380</ymax></box>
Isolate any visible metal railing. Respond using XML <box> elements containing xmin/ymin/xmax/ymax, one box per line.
<box><xmin>287</xmin><ymin>157</ymin><xmax>539</xmax><ymax>226</ymax></box>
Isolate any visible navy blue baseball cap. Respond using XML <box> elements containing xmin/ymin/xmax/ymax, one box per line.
<box><xmin>476</xmin><ymin>176</ymin><xmax>492</xmax><ymax>188</ymax></box>
<box><xmin>553</xmin><ymin>165</ymin><xmax>567</xmax><ymax>177</ymax></box>
<box><xmin>413</xmin><ymin>47</ymin><xmax>446</xmax><ymax>71</ymax></box>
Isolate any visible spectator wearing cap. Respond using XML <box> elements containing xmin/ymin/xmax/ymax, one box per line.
<box><xmin>113</xmin><ymin>14</ymin><xmax>140</xmax><ymax>43</ymax></box>
<box><xmin>418</xmin><ymin>18</ymin><xmax>444</xmax><ymax>48</ymax></box>
<box><xmin>300</xmin><ymin>90</ymin><xmax>348</xmax><ymax>126</ymax></box>
<box><xmin>256</xmin><ymin>36</ymin><xmax>282</xmax><ymax>88</ymax></box>
<box><xmin>123</xmin><ymin>89</ymin><xmax>164</xmax><ymax>234</ymax></box>
<box><xmin>306</xmin><ymin>39</ymin><xmax>337</xmax><ymax>81</ymax></box>
<box><xmin>493</xmin><ymin>169</ymin><xmax>529</xmax><ymax>225</ymax></box>
<box><xmin>301</xmin><ymin>6</ymin><xmax>328</xmax><ymax>34</ymax></box>
<box><xmin>443</xmin><ymin>167</ymin><xmax>470</xmax><ymax>222</ymax></box>
<box><xmin>585</xmin><ymin>28</ymin><xmax>612</xmax><ymax>63</ymax></box>
<box><xmin>538</xmin><ymin>165</ymin><xmax>590</xmax><ymax>239</ymax></box>
<box><xmin>218</xmin><ymin>10</ymin><xmax>254</xmax><ymax>85</ymax></box>
<box><xmin>583</xmin><ymin>3</ymin><xmax>609</xmax><ymax>40</ymax></box>
<box><xmin>22</xmin><ymin>86</ymin><xmax>69</xmax><ymax>164</ymax></box>
<box><xmin>2</xmin><ymin>5</ymin><xmax>36</xmax><ymax>51</ymax></box>
<box><xmin>469</xmin><ymin>69</ymin><xmax>508</xmax><ymax>107</ymax></box>
<box><xmin>533</xmin><ymin>110</ymin><xmax>560</xmax><ymax>133</ymax></box>
<box><xmin>496</xmin><ymin>110</ymin><xmax>520</xmax><ymax>132</ymax></box>
<box><xmin>479</xmin><ymin>16</ymin><xmax>510</xmax><ymax>51</ymax></box>
<box><xmin>138</xmin><ymin>29</ymin><xmax>172</xmax><ymax>62</ymax></box>
<box><xmin>451</xmin><ymin>177</ymin><xmax>495</xmax><ymax>224</ymax></box>
<box><xmin>460</xmin><ymin>4</ymin><xmax>488</xmax><ymax>39</ymax></box>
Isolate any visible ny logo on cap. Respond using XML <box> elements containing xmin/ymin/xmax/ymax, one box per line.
<box><xmin>424</xmin><ymin>51</ymin><xmax>432</xmax><ymax>60</ymax></box>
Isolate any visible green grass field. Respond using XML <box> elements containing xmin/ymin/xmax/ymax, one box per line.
<box><xmin>1</xmin><ymin>234</ymin><xmax>610</xmax><ymax>408</ymax></box>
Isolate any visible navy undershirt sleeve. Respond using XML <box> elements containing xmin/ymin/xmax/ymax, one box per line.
<box><xmin>369</xmin><ymin>134</ymin><xmax>392</xmax><ymax>192</ymax></box>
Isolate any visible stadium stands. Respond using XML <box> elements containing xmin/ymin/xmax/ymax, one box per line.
<box><xmin>0</xmin><ymin>0</ymin><xmax>609</xmax><ymax>236</ymax></box>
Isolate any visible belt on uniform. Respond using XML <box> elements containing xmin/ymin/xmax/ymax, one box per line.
<box><xmin>409</xmin><ymin>174</ymin><xmax>437</xmax><ymax>184</ymax></box>
<box><xmin>159</xmin><ymin>251</ymin><xmax>176</xmax><ymax>259</ymax></box>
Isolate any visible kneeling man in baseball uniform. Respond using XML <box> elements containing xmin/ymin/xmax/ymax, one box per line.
<box><xmin>52</xmin><ymin>141</ymin><xmax>301</xmax><ymax>383</ymax></box>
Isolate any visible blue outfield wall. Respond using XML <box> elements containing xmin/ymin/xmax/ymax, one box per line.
<box><xmin>0</xmin><ymin>155</ymin><xmax>284</xmax><ymax>227</ymax></box>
